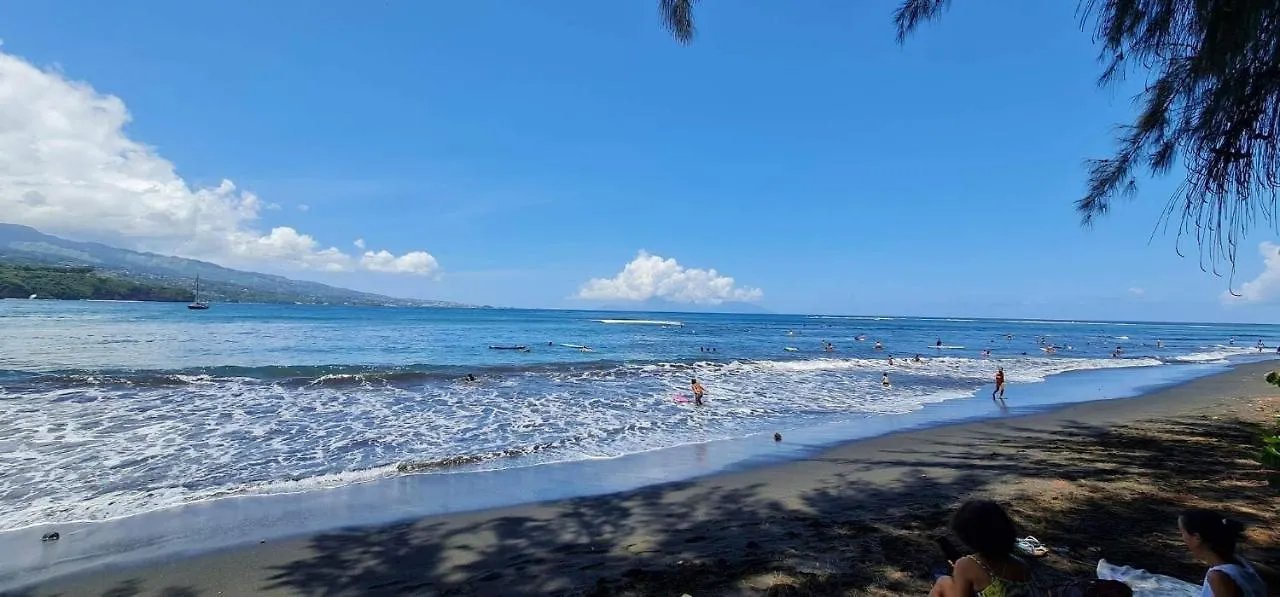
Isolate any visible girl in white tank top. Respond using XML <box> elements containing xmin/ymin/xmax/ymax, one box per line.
<box><xmin>1178</xmin><ymin>509</ymin><xmax>1267</xmax><ymax>597</ymax></box>
<box><xmin>1200</xmin><ymin>561</ymin><xmax>1266</xmax><ymax>597</ymax></box>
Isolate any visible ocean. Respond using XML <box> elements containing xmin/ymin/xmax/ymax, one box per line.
<box><xmin>0</xmin><ymin>300</ymin><xmax>1276</xmax><ymax>538</ymax></box>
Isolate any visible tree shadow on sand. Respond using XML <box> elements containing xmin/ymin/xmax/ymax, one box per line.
<box><xmin>4</xmin><ymin>579</ymin><xmax>201</xmax><ymax>597</ymax></box>
<box><xmin>258</xmin><ymin>413</ymin><xmax>1277</xmax><ymax>596</ymax></box>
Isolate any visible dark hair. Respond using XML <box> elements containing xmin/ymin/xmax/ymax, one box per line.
<box><xmin>691</xmin><ymin>378</ymin><xmax>697</xmax><ymax>383</ymax></box>
<box><xmin>1180</xmin><ymin>509</ymin><xmax>1246</xmax><ymax>559</ymax></box>
<box><xmin>951</xmin><ymin>500</ymin><xmax>1017</xmax><ymax>558</ymax></box>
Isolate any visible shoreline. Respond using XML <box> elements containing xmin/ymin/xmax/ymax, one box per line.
<box><xmin>10</xmin><ymin>360</ymin><xmax>1279</xmax><ymax>595</ymax></box>
<box><xmin>0</xmin><ymin>357</ymin><xmax>1239</xmax><ymax>590</ymax></box>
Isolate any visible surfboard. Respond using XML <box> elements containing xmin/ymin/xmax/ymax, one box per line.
<box><xmin>784</xmin><ymin>347</ymin><xmax>799</xmax><ymax>352</ymax></box>
<box><xmin>673</xmin><ymin>394</ymin><xmax>691</xmax><ymax>403</ymax></box>
<box><xmin>930</xmin><ymin>345</ymin><xmax>965</xmax><ymax>349</ymax></box>
<box><xmin>559</xmin><ymin>343</ymin><xmax>588</xmax><ymax>349</ymax></box>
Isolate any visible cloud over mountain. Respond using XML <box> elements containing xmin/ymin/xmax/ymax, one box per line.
<box><xmin>0</xmin><ymin>47</ymin><xmax>437</xmax><ymax>276</ymax></box>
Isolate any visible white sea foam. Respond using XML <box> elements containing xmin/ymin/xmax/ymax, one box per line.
<box><xmin>1167</xmin><ymin>346</ymin><xmax>1257</xmax><ymax>363</ymax></box>
<box><xmin>724</xmin><ymin>354</ymin><xmax>1163</xmax><ymax>384</ymax></box>
<box><xmin>1</xmin><ymin>305</ymin><xmax>1271</xmax><ymax>535</ymax></box>
<box><xmin>596</xmin><ymin>319</ymin><xmax>683</xmax><ymax>326</ymax></box>
<box><xmin>1005</xmin><ymin>319</ymin><xmax>1138</xmax><ymax>327</ymax></box>
<box><xmin>0</xmin><ymin>350</ymin><xmax>1189</xmax><ymax>532</ymax></box>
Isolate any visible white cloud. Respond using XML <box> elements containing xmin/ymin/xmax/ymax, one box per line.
<box><xmin>360</xmin><ymin>250</ymin><xmax>438</xmax><ymax>275</ymax></box>
<box><xmin>296</xmin><ymin>203</ymin><xmax>310</xmax><ymax>212</ymax></box>
<box><xmin>353</xmin><ymin>238</ymin><xmax>366</xmax><ymax>250</ymax></box>
<box><xmin>1223</xmin><ymin>241</ymin><xmax>1280</xmax><ymax>303</ymax></box>
<box><xmin>1128</xmin><ymin>287</ymin><xmax>1145</xmax><ymax>296</ymax></box>
<box><xmin>0</xmin><ymin>48</ymin><xmax>438</xmax><ymax>276</ymax></box>
<box><xmin>578</xmin><ymin>251</ymin><xmax>762</xmax><ymax>305</ymax></box>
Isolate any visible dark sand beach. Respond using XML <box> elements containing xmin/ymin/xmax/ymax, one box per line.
<box><xmin>11</xmin><ymin>361</ymin><xmax>1280</xmax><ymax>596</ymax></box>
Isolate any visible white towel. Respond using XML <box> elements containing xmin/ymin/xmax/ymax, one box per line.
<box><xmin>1096</xmin><ymin>559</ymin><xmax>1200</xmax><ymax>597</ymax></box>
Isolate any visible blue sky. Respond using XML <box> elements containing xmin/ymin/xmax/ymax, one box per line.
<box><xmin>1</xmin><ymin>1</ymin><xmax>1278</xmax><ymax>321</ymax></box>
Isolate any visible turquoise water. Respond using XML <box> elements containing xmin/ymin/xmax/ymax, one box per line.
<box><xmin>1</xmin><ymin>300</ymin><xmax>1277</xmax><ymax>533</ymax></box>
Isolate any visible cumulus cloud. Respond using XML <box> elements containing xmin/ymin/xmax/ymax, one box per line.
<box><xmin>1223</xmin><ymin>241</ymin><xmax>1280</xmax><ymax>304</ymax></box>
<box><xmin>578</xmin><ymin>251</ymin><xmax>762</xmax><ymax>305</ymax></box>
<box><xmin>360</xmin><ymin>250</ymin><xmax>438</xmax><ymax>275</ymax></box>
<box><xmin>353</xmin><ymin>238</ymin><xmax>366</xmax><ymax>250</ymax></box>
<box><xmin>0</xmin><ymin>48</ymin><xmax>437</xmax><ymax>276</ymax></box>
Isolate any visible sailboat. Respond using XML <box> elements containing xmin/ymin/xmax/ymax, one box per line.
<box><xmin>187</xmin><ymin>275</ymin><xmax>210</xmax><ymax>310</ymax></box>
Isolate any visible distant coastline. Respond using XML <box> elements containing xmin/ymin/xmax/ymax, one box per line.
<box><xmin>0</xmin><ymin>263</ymin><xmax>495</xmax><ymax>307</ymax></box>
<box><xmin>0</xmin><ymin>222</ymin><xmax>478</xmax><ymax>308</ymax></box>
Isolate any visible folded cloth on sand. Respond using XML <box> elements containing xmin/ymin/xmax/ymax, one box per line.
<box><xmin>1096</xmin><ymin>559</ymin><xmax>1199</xmax><ymax>597</ymax></box>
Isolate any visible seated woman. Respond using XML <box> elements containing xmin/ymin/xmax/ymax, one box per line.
<box><xmin>1178</xmin><ymin>509</ymin><xmax>1267</xmax><ymax>596</ymax></box>
<box><xmin>931</xmin><ymin>500</ymin><xmax>1035</xmax><ymax>597</ymax></box>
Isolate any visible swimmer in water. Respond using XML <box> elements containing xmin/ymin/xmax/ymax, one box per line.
<box><xmin>888</xmin><ymin>355</ymin><xmax>895</xmax><ymax>366</ymax></box>
<box><xmin>1156</xmin><ymin>339</ymin><xmax>1164</xmax><ymax>349</ymax></box>
<box><xmin>881</xmin><ymin>372</ymin><xmax>890</xmax><ymax>387</ymax></box>
<box><xmin>691</xmin><ymin>378</ymin><xmax>706</xmax><ymax>407</ymax></box>
<box><xmin>1258</xmin><ymin>340</ymin><xmax>1266</xmax><ymax>352</ymax></box>
<box><xmin>936</xmin><ymin>339</ymin><xmax>942</xmax><ymax>348</ymax></box>
<box><xmin>913</xmin><ymin>354</ymin><xmax>922</xmax><ymax>363</ymax></box>
<box><xmin>466</xmin><ymin>374</ymin><xmax>477</xmax><ymax>383</ymax></box>
<box><xmin>874</xmin><ymin>340</ymin><xmax>883</xmax><ymax>351</ymax></box>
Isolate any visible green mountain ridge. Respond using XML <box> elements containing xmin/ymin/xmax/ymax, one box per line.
<box><xmin>0</xmin><ymin>223</ymin><xmax>477</xmax><ymax>307</ymax></box>
<box><xmin>0</xmin><ymin>264</ymin><xmax>192</xmax><ymax>301</ymax></box>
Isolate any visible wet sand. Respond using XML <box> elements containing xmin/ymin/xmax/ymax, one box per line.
<box><xmin>10</xmin><ymin>361</ymin><xmax>1280</xmax><ymax>596</ymax></box>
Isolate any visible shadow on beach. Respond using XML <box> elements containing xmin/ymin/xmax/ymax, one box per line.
<box><xmin>248</xmin><ymin>409</ymin><xmax>1277</xmax><ymax>595</ymax></box>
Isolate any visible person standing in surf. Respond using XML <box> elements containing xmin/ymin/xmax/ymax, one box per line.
<box><xmin>690</xmin><ymin>378</ymin><xmax>706</xmax><ymax>406</ymax></box>
<box><xmin>993</xmin><ymin>367</ymin><xmax>1005</xmax><ymax>400</ymax></box>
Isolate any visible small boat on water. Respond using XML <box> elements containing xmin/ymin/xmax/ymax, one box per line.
<box><xmin>187</xmin><ymin>275</ymin><xmax>210</xmax><ymax>310</ymax></box>
<box><xmin>489</xmin><ymin>345</ymin><xmax>528</xmax><ymax>351</ymax></box>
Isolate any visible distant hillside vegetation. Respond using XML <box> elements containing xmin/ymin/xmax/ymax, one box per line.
<box><xmin>0</xmin><ymin>264</ymin><xmax>190</xmax><ymax>301</ymax></box>
<box><xmin>0</xmin><ymin>223</ymin><xmax>479</xmax><ymax>307</ymax></box>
